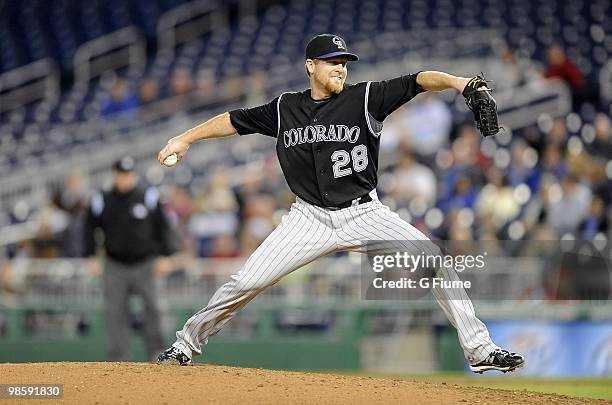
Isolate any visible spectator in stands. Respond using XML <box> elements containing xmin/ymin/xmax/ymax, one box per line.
<box><xmin>222</xmin><ymin>73</ymin><xmax>244</xmax><ymax>101</ymax></box>
<box><xmin>543</xmin><ymin>43</ymin><xmax>588</xmax><ymax>109</ymax></box>
<box><xmin>138</xmin><ymin>77</ymin><xmax>160</xmax><ymax>105</ymax></box>
<box><xmin>260</xmin><ymin>154</ymin><xmax>293</xmax><ymax>208</ymax></box>
<box><xmin>403</xmin><ymin>92</ymin><xmax>452</xmax><ymax>160</ymax></box>
<box><xmin>578</xmin><ymin>195</ymin><xmax>609</xmax><ymax>240</ymax></box>
<box><xmin>547</xmin><ymin>117</ymin><xmax>569</xmax><ymax>149</ymax></box>
<box><xmin>456</xmin><ymin>125</ymin><xmax>491</xmax><ymax>170</ymax></box>
<box><xmin>196</xmin><ymin>68</ymin><xmax>217</xmax><ymax>100</ymax></box>
<box><xmin>475</xmin><ymin>210</ymin><xmax>502</xmax><ymax>241</ymax></box>
<box><xmin>187</xmin><ymin>167</ymin><xmax>239</xmax><ymax>257</ymax></box>
<box><xmin>377</xmin><ymin>112</ymin><xmax>403</xmax><ymax>154</ymax></box>
<box><xmin>447</xmin><ymin>210</ymin><xmax>475</xmax><ymax>241</ymax></box>
<box><xmin>100</xmin><ymin>79</ymin><xmax>139</xmax><ymax>119</ymax></box>
<box><xmin>546</xmin><ymin>173</ymin><xmax>592</xmax><ymax>236</ymax></box>
<box><xmin>496</xmin><ymin>42</ymin><xmax>541</xmax><ymax>91</ymax></box>
<box><xmin>586</xmin><ymin>113</ymin><xmax>612</xmax><ymax>161</ymax></box>
<box><xmin>29</xmin><ymin>212</ymin><xmax>62</xmax><ymax>258</ymax></box>
<box><xmin>0</xmin><ymin>246</ymin><xmax>31</xmax><ymax>300</ymax></box>
<box><xmin>390</xmin><ymin>153</ymin><xmax>436</xmax><ymax>209</ymax></box>
<box><xmin>83</xmin><ymin>156</ymin><xmax>177</xmax><ymax>361</ymax></box>
<box><xmin>21</xmin><ymin>199</ymin><xmax>74</xmax><ymax>259</ymax></box>
<box><xmin>170</xmin><ymin>68</ymin><xmax>194</xmax><ymax>96</ymax></box>
<box><xmin>591</xmin><ymin>178</ymin><xmax>612</xmax><ymax>217</ymax></box>
<box><xmin>540</xmin><ymin>144</ymin><xmax>568</xmax><ymax>180</ymax></box>
<box><xmin>508</xmin><ymin>139</ymin><xmax>540</xmax><ymax>193</ymax></box>
<box><xmin>245</xmin><ymin>69</ymin><xmax>268</xmax><ymax>107</ymax></box>
<box><xmin>438</xmin><ymin>173</ymin><xmax>479</xmax><ymax>214</ymax></box>
<box><xmin>233</xmin><ymin>159</ymin><xmax>287</xmax><ymax>223</ymax></box>
<box><xmin>439</xmin><ymin>127</ymin><xmax>487</xmax><ymax>205</ymax></box>
<box><xmin>52</xmin><ymin>169</ymin><xmax>88</xmax><ymax>257</ymax></box>
<box><xmin>544</xmin><ymin>44</ymin><xmax>584</xmax><ymax>92</ymax></box>
<box><xmin>165</xmin><ymin>68</ymin><xmax>195</xmax><ymax>111</ymax></box>
<box><xmin>475</xmin><ymin>168</ymin><xmax>520</xmax><ymax>228</ymax></box>
<box><xmin>239</xmin><ymin>195</ymin><xmax>276</xmax><ymax>256</ymax></box>
<box><xmin>209</xmin><ymin>234</ymin><xmax>241</xmax><ymax>259</ymax></box>
<box><xmin>165</xmin><ymin>185</ymin><xmax>195</xmax><ymax>251</ymax></box>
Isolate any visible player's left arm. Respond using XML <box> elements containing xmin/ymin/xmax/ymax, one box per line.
<box><xmin>417</xmin><ymin>71</ymin><xmax>500</xmax><ymax>137</ymax></box>
<box><xmin>367</xmin><ymin>71</ymin><xmax>487</xmax><ymax>123</ymax></box>
<box><xmin>415</xmin><ymin>71</ymin><xmax>474</xmax><ymax>92</ymax></box>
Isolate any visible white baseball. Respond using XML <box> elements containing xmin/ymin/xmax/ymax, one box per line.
<box><xmin>163</xmin><ymin>153</ymin><xmax>179</xmax><ymax>167</ymax></box>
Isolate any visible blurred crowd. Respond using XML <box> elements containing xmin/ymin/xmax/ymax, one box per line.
<box><xmin>1</xmin><ymin>42</ymin><xmax>611</xmax><ymax>266</ymax></box>
<box><xmin>95</xmin><ymin>65</ymin><xmax>267</xmax><ymax>121</ymax></box>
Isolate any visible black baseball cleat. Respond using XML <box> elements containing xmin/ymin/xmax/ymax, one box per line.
<box><xmin>157</xmin><ymin>347</ymin><xmax>192</xmax><ymax>366</ymax></box>
<box><xmin>469</xmin><ymin>349</ymin><xmax>525</xmax><ymax>374</ymax></box>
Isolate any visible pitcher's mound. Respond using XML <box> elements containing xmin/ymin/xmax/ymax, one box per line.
<box><xmin>0</xmin><ymin>362</ymin><xmax>604</xmax><ymax>404</ymax></box>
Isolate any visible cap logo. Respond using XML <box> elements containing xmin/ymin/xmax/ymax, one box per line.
<box><xmin>332</xmin><ymin>36</ymin><xmax>345</xmax><ymax>49</ymax></box>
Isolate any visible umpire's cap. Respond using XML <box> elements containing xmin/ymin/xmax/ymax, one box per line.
<box><xmin>305</xmin><ymin>34</ymin><xmax>359</xmax><ymax>61</ymax></box>
<box><xmin>113</xmin><ymin>156</ymin><xmax>136</xmax><ymax>172</ymax></box>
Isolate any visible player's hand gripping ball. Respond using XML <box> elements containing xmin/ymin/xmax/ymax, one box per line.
<box><xmin>462</xmin><ymin>75</ymin><xmax>500</xmax><ymax>137</ymax></box>
<box><xmin>162</xmin><ymin>153</ymin><xmax>179</xmax><ymax>167</ymax></box>
<box><xmin>159</xmin><ymin>135</ymin><xmax>190</xmax><ymax>167</ymax></box>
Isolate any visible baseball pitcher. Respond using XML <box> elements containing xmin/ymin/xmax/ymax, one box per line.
<box><xmin>157</xmin><ymin>34</ymin><xmax>523</xmax><ymax>373</ymax></box>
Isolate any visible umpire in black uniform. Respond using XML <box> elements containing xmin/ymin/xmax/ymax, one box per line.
<box><xmin>84</xmin><ymin>156</ymin><xmax>176</xmax><ymax>361</ymax></box>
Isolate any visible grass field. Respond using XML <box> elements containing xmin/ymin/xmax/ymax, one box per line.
<box><xmin>369</xmin><ymin>373</ymin><xmax>612</xmax><ymax>401</ymax></box>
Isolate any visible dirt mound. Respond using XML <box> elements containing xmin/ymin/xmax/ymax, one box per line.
<box><xmin>0</xmin><ymin>362</ymin><xmax>606</xmax><ymax>404</ymax></box>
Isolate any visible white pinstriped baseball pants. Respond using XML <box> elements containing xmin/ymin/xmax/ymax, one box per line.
<box><xmin>172</xmin><ymin>190</ymin><xmax>499</xmax><ymax>364</ymax></box>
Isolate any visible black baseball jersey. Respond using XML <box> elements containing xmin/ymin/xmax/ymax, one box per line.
<box><xmin>229</xmin><ymin>73</ymin><xmax>425</xmax><ymax>207</ymax></box>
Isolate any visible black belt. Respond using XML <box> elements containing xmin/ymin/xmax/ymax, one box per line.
<box><xmin>325</xmin><ymin>193</ymin><xmax>373</xmax><ymax>210</ymax></box>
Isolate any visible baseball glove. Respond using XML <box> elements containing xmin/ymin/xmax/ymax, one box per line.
<box><xmin>462</xmin><ymin>75</ymin><xmax>500</xmax><ymax>137</ymax></box>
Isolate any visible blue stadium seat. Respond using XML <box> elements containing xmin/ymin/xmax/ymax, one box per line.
<box><xmin>0</xmin><ymin>0</ymin><xmax>609</xmax><ymax>178</ymax></box>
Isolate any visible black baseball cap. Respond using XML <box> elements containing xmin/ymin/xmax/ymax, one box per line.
<box><xmin>305</xmin><ymin>34</ymin><xmax>359</xmax><ymax>61</ymax></box>
<box><xmin>113</xmin><ymin>156</ymin><xmax>135</xmax><ymax>172</ymax></box>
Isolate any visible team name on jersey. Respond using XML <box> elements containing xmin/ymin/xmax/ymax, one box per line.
<box><xmin>283</xmin><ymin>125</ymin><xmax>360</xmax><ymax>148</ymax></box>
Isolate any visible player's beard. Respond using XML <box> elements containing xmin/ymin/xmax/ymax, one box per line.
<box><xmin>325</xmin><ymin>76</ymin><xmax>345</xmax><ymax>95</ymax></box>
<box><xmin>314</xmin><ymin>69</ymin><xmax>345</xmax><ymax>95</ymax></box>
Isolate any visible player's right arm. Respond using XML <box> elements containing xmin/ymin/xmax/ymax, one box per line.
<box><xmin>158</xmin><ymin>112</ymin><xmax>237</xmax><ymax>165</ymax></box>
<box><xmin>158</xmin><ymin>96</ymin><xmax>279</xmax><ymax>165</ymax></box>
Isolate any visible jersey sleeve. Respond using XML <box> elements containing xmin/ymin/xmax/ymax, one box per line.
<box><xmin>367</xmin><ymin>73</ymin><xmax>426</xmax><ymax>121</ymax></box>
<box><xmin>229</xmin><ymin>97</ymin><xmax>279</xmax><ymax>138</ymax></box>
